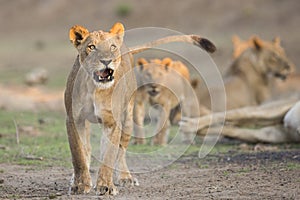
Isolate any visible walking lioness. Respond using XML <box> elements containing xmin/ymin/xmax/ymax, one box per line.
<box><xmin>64</xmin><ymin>22</ymin><xmax>216</xmax><ymax>196</ymax></box>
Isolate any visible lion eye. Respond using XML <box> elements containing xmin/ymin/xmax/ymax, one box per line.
<box><xmin>88</xmin><ymin>44</ymin><xmax>96</xmax><ymax>50</ymax></box>
<box><xmin>110</xmin><ymin>44</ymin><xmax>117</xmax><ymax>52</ymax></box>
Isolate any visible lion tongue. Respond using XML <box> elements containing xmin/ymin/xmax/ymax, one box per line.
<box><xmin>95</xmin><ymin>69</ymin><xmax>109</xmax><ymax>78</ymax></box>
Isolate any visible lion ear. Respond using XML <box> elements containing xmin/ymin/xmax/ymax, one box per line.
<box><xmin>110</xmin><ymin>22</ymin><xmax>125</xmax><ymax>40</ymax></box>
<box><xmin>69</xmin><ymin>25</ymin><xmax>89</xmax><ymax>48</ymax></box>
<box><xmin>137</xmin><ymin>58</ymin><xmax>148</xmax><ymax>70</ymax></box>
<box><xmin>162</xmin><ymin>57</ymin><xmax>172</xmax><ymax>70</ymax></box>
<box><xmin>273</xmin><ymin>37</ymin><xmax>281</xmax><ymax>46</ymax></box>
<box><xmin>252</xmin><ymin>37</ymin><xmax>264</xmax><ymax>51</ymax></box>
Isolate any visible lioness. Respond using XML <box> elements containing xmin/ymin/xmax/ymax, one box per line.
<box><xmin>232</xmin><ymin>35</ymin><xmax>285</xmax><ymax>60</ymax></box>
<box><xmin>197</xmin><ymin>36</ymin><xmax>293</xmax><ymax>111</ymax></box>
<box><xmin>180</xmin><ymin>98</ymin><xmax>300</xmax><ymax>143</ymax></box>
<box><xmin>65</xmin><ymin>22</ymin><xmax>216</xmax><ymax>195</ymax></box>
<box><xmin>232</xmin><ymin>35</ymin><xmax>299</xmax><ymax>99</ymax></box>
<box><xmin>133</xmin><ymin>57</ymin><xmax>205</xmax><ymax>145</ymax></box>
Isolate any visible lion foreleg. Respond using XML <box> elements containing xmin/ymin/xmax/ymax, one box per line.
<box><xmin>96</xmin><ymin>123</ymin><xmax>121</xmax><ymax>196</ymax></box>
<box><xmin>66</xmin><ymin>118</ymin><xmax>92</xmax><ymax>194</ymax></box>
<box><xmin>116</xmin><ymin>105</ymin><xmax>139</xmax><ymax>187</ymax></box>
<box><xmin>152</xmin><ymin>105</ymin><xmax>171</xmax><ymax>145</ymax></box>
<box><xmin>133</xmin><ymin>100</ymin><xmax>146</xmax><ymax>144</ymax></box>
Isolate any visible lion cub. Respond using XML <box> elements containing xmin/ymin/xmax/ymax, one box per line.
<box><xmin>133</xmin><ymin>58</ymin><xmax>193</xmax><ymax>145</ymax></box>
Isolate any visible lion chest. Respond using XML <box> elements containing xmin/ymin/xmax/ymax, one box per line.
<box><xmin>92</xmin><ymin>89</ymin><xmax>121</xmax><ymax>127</ymax></box>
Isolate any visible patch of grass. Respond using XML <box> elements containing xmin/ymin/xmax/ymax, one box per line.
<box><xmin>286</xmin><ymin>162</ymin><xmax>300</xmax><ymax>170</ymax></box>
<box><xmin>125</xmin><ymin>123</ymin><xmax>241</xmax><ymax>160</ymax></box>
<box><xmin>0</xmin><ymin>110</ymin><xmax>71</xmax><ymax>167</ymax></box>
<box><xmin>8</xmin><ymin>194</ymin><xmax>21</xmax><ymax>199</ymax></box>
<box><xmin>212</xmin><ymin>143</ymin><xmax>240</xmax><ymax>154</ymax></box>
<box><xmin>193</xmin><ymin>160</ymin><xmax>209</xmax><ymax>169</ymax></box>
<box><xmin>116</xmin><ymin>3</ymin><xmax>132</xmax><ymax>17</ymax></box>
<box><xmin>184</xmin><ymin>145</ymin><xmax>201</xmax><ymax>155</ymax></box>
<box><xmin>284</xmin><ymin>143</ymin><xmax>300</xmax><ymax>149</ymax></box>
<box><xmin>223</xmin><ymin>170</ymin><xmax>229</xmax><ymax>176</ymax></box>
<box><xmin>128</xmin><ymin>144</ymin><xmax>161</xmax><ymax>153</ymax></box>
<box><xmin>167</xmin><ymin>163</ymin><xmax>180</xmax><ymax>170</ymax></box>
<box><xmin>238</xmin><ymin>167</ymin><xmax>251</xmax><ymax>173</ymax></box>
<box><xmin>6</xmin><ymin>109</ymin><xmax>296</xmax><ymax>171</ymax></box>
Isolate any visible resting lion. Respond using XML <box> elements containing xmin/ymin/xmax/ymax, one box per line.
<box><xmin>65</xmin><ymin>22</ymin><xmax>216</xmax><ymax>195</ymax></box>
<box><xmin>133</xmin><ymin>58</ymin><xmax>210</xmax><ymax>145</ymax></box>
<box><xmin>197</xmin><ymin>36</ymin><xmax>293</xmax><ymax>111</ymax></box>
<box><xmin>232</xmin><ymin>35</ymin><xmax>300</xmax><ymax>99</ymax></box>
<box><xmin>180</xmin><ymin>98</ymin><xmax>300</xmax><ymax>143</ymax></box>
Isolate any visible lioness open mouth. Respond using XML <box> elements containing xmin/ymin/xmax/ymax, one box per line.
<box><xmin>274</xmin><ymin>72</ymin><xmax>287</xmax><ymax>81</ymax></box>
<box><xmin>93</xmin><ymin>68</ymin><xmax>114</xmax><ymax>83</ymax></box>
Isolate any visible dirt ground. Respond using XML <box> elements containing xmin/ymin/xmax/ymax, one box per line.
<box><xmin>0</xmin><ymin>148</ymin><xmax>299</xmax><ymax>199</ymax></box>
<box><xmin>1</xmin><ymin>0</ymin><xmax>300</xmax><ymax>199</ymax></box>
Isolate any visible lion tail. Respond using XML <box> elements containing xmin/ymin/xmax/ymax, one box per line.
<box><xmin>128</xmin><ymin>35</ymin><xmax>216</xmax><ymax>54</ymax></box>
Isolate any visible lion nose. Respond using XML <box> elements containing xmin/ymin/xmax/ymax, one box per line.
<box><xmin>100</xmin><ymin>60</ymin><xmax>112</xmax><ymax>66</ymax></box>
<box><xmin>150</xmin><ymin>84</ymin><xmax>156</xmax><ymax>89</ymax></box>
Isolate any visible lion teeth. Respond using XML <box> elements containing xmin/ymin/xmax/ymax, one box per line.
<box><xmin>108</xmin><ymin>76</ymin><xmax>111</xmax><ymax>79</ymax></box>
<box><xmin>98</xmin><ymin>76</ymin><xmax>102</xmax><ymax>80</ymax></box>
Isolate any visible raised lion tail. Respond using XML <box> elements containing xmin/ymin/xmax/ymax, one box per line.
<box><xmin>128</xmin><ymin>35</ymin><xmax>216</xmax><ymax>55</ymax></box>
<box><xmin>190</xmin><ymin>78</ymin><xmax>200</xmax><ymax>89</ymax></box>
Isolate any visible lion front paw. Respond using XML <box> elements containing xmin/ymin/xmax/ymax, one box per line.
<box><xmin>72</xmin><ymin>181</ymin><xmax>92</xmax><ymax>194</ymax></box>
<box><xmin>118</xmin><ymin>177</ymin><xmax>139</xmax><ymax>187</ymax></box>
<box><xmin>95</xmin><ymin>184</ymin><xmax>118</xmax><ymax>196</ymax></box>
<box><xmin>70</xmin><ymin>173</ymin><xmax>92</xmax><ymax>194</ymax></box>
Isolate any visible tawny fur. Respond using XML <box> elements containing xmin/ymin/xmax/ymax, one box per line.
<box><xmin>133</xmin><ymin>58</ymin><xmax>203</xmax><ymax>145</ymax></box>
<box><xmin>180</xmin><ymin>98</ymin><xmax>300</xmax><ymax>143</ymax></box>
<box><xmin>232</xmin><ymin>35</ymin><xmax>299</xmax><ymax>99</ymax></box>
<box><xmin>65</xmin><ymin>22</ymin><xmax>216</xmax><ymax>195</ymax></box>
<box><xmin>197</xmin><ymin>36</ymin><xmax>293</xmax><ymax>112</ymax></box>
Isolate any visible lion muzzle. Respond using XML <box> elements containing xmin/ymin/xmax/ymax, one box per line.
<box><xmin>93</xmin><ymin>68</ymin><xmax>114</xmax><ymax>83</ymax></box>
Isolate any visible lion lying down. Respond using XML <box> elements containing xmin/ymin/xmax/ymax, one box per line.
<box><xmin>65</xmin><ymin>22</ymin><xmax>216</xmax><ymax>195</ymax></box>
<box><xmin>196</xmin><ymin>36</ymin><xmax>293</xmax><ymax>112</ymax></box>
<box><xmin>178</xmin><ymin>36</ymin><xmax>299</xmax><ymax>144</ymax></box>
<box><xmin>232</xmin><ymin>35</ymin><xmax>300</xmax><ymax>100</ymax></box>
<box><xmin>180</xmin><ymin>98</ymin><xmax>300</xmax><ymax>143</ymax></box>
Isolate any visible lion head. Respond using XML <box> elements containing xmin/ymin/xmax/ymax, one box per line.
<box><xmin>136</xmin><ymin>57</ymin><xmax>189</xmax><ymax>99</ymax></box>
<box><xmin>231</xmin><ymin>35</ymin><xmax>293</xmax><ymax>80</ymax></box>
<box><xmin>252</xmin><ymin>36</ymin><xmax>292</xmax><ymax>80</ymax></box>
<box><xmin>136</xmin><ymin>58</ymin><xmax>165</xmax><ymax>97</ymax></box>
<box><xmin>69</xmin><ymin>22</ymin><xmax>125</xmax><ymax>89</ymax></box>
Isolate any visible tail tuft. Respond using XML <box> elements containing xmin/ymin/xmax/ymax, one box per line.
<box><xmin>190</xmin><ymin>78</ymin><xmax>200</xmax><ymax>89</ymax></box>
<box><xmin>191</xmin><ymin>36</ymin><xmax>216</xmax><ymax>53</ymax></box>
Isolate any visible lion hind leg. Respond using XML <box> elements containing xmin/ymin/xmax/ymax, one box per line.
<box><xmin>208</xmin><ymin>125</ymin><xmax>290</xmax><ymax>143</ymax></box>
<box><xmin>152</xmin><ymin>106</ymin><xmax>170</xmax><ymax>145</ymax></box>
